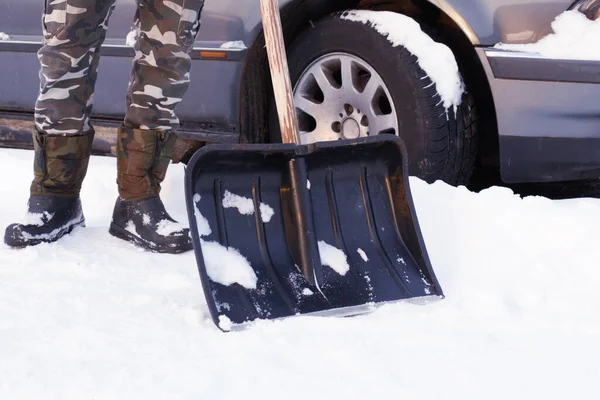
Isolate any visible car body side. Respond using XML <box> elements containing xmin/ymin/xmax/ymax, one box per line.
<box><xmin>435</xmin><ymin>0</ymin><xmax>600</xmax><ymax>183</ymax></box>
<box><xmin>0</xmin><ymin>0</ymin><xmax>598</xmax><ymax>183</ymax></box>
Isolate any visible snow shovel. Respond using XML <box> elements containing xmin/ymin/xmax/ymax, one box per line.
<box><xmin>184</xmin><ymin>0</ymin><xmax>443</xmax><ymax>331</ymax></box>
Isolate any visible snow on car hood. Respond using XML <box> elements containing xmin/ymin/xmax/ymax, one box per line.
<box><xmin>494</xmin><ymin>10</ymin><xmax>600</xmax><ymax>60</ymax></box>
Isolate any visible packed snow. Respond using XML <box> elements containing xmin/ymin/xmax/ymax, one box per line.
<box><xmin>155</xmin><ymin>219</ymin><xmax>185</xmax><ymax>236</ymax></box>
<box><xmin>341</xmin><ymin>10</ymin><xmax>464</xmax><ymax>110</ymax></box>
<box><xmin>495</xmin><ymin>10</ymin><xmax>600</xmax><ymax>60</ymax></box>
<box><xmin>124</xmin><ymin>220</ymin><xmax>138</xmax><ymax>236</ymax></box>
<box><xmin>192</xmin><ymin>193</ymin><xmax>212</xmax><ymax>236</ymax></box>
<box><xmin>318</xmin><ymin>240</ymin><xmax>350</xmax><ymax>276</ymax></box>
<box><xmin>218</xmin><ymin>315</ymin><xmax>233</xmax><ymax>331</ymax></box>
<box><xmin>222</xmin><ymin>189</ymin><xmax>275</xmax><ymax>223</ymax></box>
<box><xmin>357</xmin><ymin>248</ymin><xmax>369</xmax><ymax>262</ymax></box>
<box><xmin>220</xmin><ymin>40</ymin><xmax>247</xmax><ymax>50</ymax></box>
<box><xmin>1</xmin><ymin>148</ymin><xmax>600</xmax><ymax>398</ymax></box>
<box><xmin>222</xmin><ymin>190</ymin><xmax>254</xmax><ymax>215</ymax></box>
<box><xmin>126</xmin><ymin>29</ymin><xmax>138</xmax><ymax>48</ymax></box>
<box><xmin>259</xmin><ymin>203</ymin><xmax>274</xmax><ymax>223</ymax></box>
<box><xmin>22</xmin><ymin>211</ymin><xmax>53</xmax><ymax>227</ymax></box>
<box><xmin>200</xmin><ymin>239</ymin><xmax>257</xmax><ymax>290</ymax></box>
<box><xmin>0</xmin><ymin>32</ymin><xmax>10</xmax><ymax>41</ymax></box>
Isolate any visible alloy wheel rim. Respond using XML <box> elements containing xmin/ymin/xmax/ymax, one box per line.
<box><xmin>292</xmin><ymin>52</ymin><xmax>398</xmax><ymax>144</ymax></box>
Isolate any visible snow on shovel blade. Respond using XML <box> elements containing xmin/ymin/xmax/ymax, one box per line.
<box><xmin>184</xmin><ymin>135</ymin><xmax>443</xmax><ymax>331</ymax></box>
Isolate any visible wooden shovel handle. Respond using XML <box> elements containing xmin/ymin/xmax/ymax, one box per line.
<box><xmin>259</xmin><ymin>0</ymin><xmax>301</xmax><ymax>145</ymax></box>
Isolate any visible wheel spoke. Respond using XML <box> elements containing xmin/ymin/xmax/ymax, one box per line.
<box><xmin>312</xmin><ymin>69</ymin><xmax>332</xmax><ymax>94</ymax></box>
<box><xmin>295</xmin><ymin>95</ymin><xmax>320</xmax><ymax>118</ymax></box>
<box><xmin>341</xmin><ymin>58</ymin><xmax>356</xmax><ymax>92</ymax></box>
<box><xmin>369</xmin><ymin>114</ymin><xmax>396</xmax><ymax>135</ymax></box>
<box><xmin>362</xmin><ymin>77</ymin><xmax>381</xmax><ymax>103</ymax></box>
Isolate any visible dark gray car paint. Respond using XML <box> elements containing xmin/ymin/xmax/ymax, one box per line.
<box><xmin>486</xmin><ymin>52</ymin><xmax>600</xmax><ymax>83</ymax></box>
<box><xmin>478</xmin><ymin>48</ymin><xmax>600</xmax><ymax>182</ymax></box>
<box><xmin>0</xmin><ymin>0</ymin><xmax>598</xmax><ymax>184</ymax></box>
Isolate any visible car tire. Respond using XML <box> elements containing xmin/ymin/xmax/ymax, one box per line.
<box><xmin>267</xmin><ymin>11</ymin><xmax>479</xmax><ymax>186</ymax></box>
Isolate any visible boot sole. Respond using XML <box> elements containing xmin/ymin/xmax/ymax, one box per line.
<box><xmin>109</xmin><ymin>222</ymin><xmax>192</xmax><ymax>254</ymax></box>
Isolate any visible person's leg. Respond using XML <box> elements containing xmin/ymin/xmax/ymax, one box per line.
<box><xmin>4</xmin><ymin>0</ymin><xmax>117</xmax><ymax>247</ymax></box>
<box><xmin>124</xmin><ymin>0</ymin><xmax>205</xmax><ymax>131</ymax></box>
<box><xmin>110</xmin><ymin>0</ymin><xmax>205</xmax><ymax>254</ymax></box>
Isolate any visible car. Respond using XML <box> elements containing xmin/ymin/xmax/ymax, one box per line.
<box><xmin>0</xmin><ymin>0</ymin><xmax>598</xmax><ymax>188</ymax></box>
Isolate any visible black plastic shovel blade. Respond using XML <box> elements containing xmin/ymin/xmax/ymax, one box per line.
<box><xmin>184</xmin><ymin>135</ymin><xmax>443</xmax><ymax>330</ymax></box>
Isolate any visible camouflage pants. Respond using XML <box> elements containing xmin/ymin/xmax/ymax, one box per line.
<box><xmin>35</xmin><ymin>0</ymin><xmax>205</xmax><ymax>136</ymax></box>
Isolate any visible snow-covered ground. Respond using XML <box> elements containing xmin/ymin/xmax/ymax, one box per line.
<box><xmin>1</xmin><ymin>148</ymin><xmax>599</xmax><ymax>399</ymax></box>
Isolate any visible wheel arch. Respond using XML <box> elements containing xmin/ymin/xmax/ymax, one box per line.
<box><xmin>239</xmin><ymin>0</ymin><xmax>499</xmax><ymax>172</ymax></box>
<box><xmin>363</xmin><ymin>0</ymin><xmax>500</xmax><ymax>170</ymax></box>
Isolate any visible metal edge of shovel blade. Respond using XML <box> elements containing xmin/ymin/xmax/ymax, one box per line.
<box><xmin>220</xmin><ymin>294</ymin><xmax>444</xmax><ymax>332</ymax></box>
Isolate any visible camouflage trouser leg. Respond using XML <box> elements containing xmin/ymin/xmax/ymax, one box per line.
<box><xmin>117</xmin><ymin>1</ymin><xmax>204</xmax><ymax>201</ymax></box>
<box><xmin>35</xmin><ymin>0</ymin><xmax>117</xmax><ymax>136</ymax></box>
<box><xmin>35</xmin><ymin>0</ymin><xmax>204</xmax><ymax>136</ymax></box>
<box><xmin>124</xmin><ymin>0</ymin><xmax>205</xmax><ymax>131</ymax></box>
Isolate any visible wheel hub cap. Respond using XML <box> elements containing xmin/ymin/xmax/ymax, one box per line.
<box><xmin>342</xmin><ymin>118</ymin><xmax>360</xmax><ymax>139</ymax></box>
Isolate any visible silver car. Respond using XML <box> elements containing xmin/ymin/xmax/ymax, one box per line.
<box><xmin>0</xmin><ymin>0</ymin><xmax>598</xmax><ymax>187</ymax></box>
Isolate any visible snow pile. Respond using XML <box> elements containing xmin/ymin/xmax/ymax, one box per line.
<box><xmin>0</xmin><ymin>32</ymin><xmax>10</xmax><ymax>41</ymax></box>
<box><xmin>318</xmin><ymin>240</ymin><xmax>350</xmax><ymax>276</ymax></box>
<box><xmin>200</xmin><ymin>239</ymin><xmax>257</xmax><ymax>290</ymax></box>
<box><xmin>1</xmin><ymin>148</ymin><xmax>600</xmax><ymax>398</ymax></box>
<box><xmin>341</xmin><ymin>10</ymin><xmax>464</xmax><ymax>110</ymax></box>
<box><xmin>495</xmin><ymin>10</ymin><xmax>600</xmax><ymax>60</ymax></box>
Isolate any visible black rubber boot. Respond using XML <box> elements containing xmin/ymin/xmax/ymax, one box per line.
<box><xmin>110</xmin><ymin>126</ymin><xmax>192</xmax><ymax>254</ymax></box>
<box><xmin>4</xmin><ymin>196</ymin><xmax>85</xmax><ymax>247</ymax></box>
<box><xmin>4</xmin><ymin>129</ymin><xmax>93</xmax><ymax>248</ymax></box>
<box><xmin>109</xmin><ymin>197</ymin><xmax>192</xmax><ymax>254</ymax></box>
